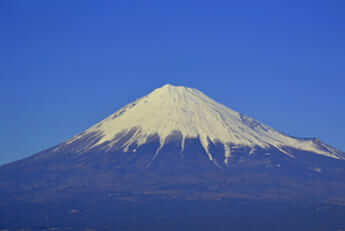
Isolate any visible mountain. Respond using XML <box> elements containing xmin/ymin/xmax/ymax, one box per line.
<box><xmin>1</xmin><ymin>84</ymin><xmax>345</xmax><ymax>230</ymax></box>
<box><xmin>52</xmin><ymin>83</ymin><xmax>344</xmax><ymax>163</ymax></box>
<box><xmin>1</xmin><ymin>84</ymin><xmax>345</xmax><ymax>201</ymax></box>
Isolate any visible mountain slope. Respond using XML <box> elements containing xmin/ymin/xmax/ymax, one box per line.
<box><xmin>53</xmin><ymin>84</ymin><xmax>344</xmax><ymax>165</ymax></box>
<box><xmin>0</xmin><ymin>84</ymin><xmax>345</xmax><ymax>204</ymax></box>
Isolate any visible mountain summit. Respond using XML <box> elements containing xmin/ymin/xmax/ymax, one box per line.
<box><xmin>54</xmin><ymin>84</ymin><xmax>344</xmax><ymax>166</ymax></box>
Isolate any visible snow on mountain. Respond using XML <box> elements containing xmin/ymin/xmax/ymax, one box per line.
<box><xmin>58</xmin><ymin>84</ymin><xmax>344</xmax><ymax>163</ymax></box>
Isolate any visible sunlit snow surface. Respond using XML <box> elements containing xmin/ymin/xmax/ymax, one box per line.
<box><xmin>61</xmin><ymin>84</ymin><xmax>344</xmax><ymax>163</ymax></box>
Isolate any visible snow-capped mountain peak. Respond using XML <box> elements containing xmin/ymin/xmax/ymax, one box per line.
<box><xmin>60</xmin><ymin>84</ymin><xmax>344</xmax><ymax>163</ymax></box>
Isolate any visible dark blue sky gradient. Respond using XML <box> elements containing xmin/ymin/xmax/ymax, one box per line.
<box><xmin>1</xmin><ymin>0</ymin><xmax>344</xmax><ymax>165</ymax></box>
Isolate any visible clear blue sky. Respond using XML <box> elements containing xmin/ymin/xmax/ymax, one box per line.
<box><xmin>1</xmin><ymin>0</ymin><xmax>344</xmax><ymax>165</ymax></box>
